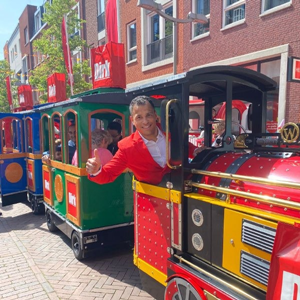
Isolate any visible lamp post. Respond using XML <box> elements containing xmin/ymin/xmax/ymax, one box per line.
<box><xmin>137</xmin><ymin>0</ymin><xmax>208</xmax><ymax>75</ymax></box>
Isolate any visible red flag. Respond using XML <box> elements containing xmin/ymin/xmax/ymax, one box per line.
<box><xmin>5</xmin><ymin>76</ymin><xmax>13</xmax><ymax>111</ymax></box>
<box><xmin>61</xmin><ymin>17</ymin><xmax>73</xmax><ymax>88</ymax></box>
<box><xmin>106</xmin><ymin>0</ymin><xmax>118</xmax><ymax>43</ymax></box>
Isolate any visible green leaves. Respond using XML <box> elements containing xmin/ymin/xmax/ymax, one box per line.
<box><xmin>30</xmin><ymin>0</ymin><xmax>91</xmax><ymax>102</ymax></box>
<box><xmin>0</xmin><ymin>60</ymin><xmax>18</xmax><ymax>112</ymax></box>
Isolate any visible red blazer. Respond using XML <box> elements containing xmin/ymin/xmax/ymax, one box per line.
<box><xmin>88</xmin><ymin>130</ymin><xmax>170</xmax><ymax>185</ymax></box>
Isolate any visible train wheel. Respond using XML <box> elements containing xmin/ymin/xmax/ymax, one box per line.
<box><xmin>32</xmin><ymin>199</ymin><xmax>45</xmax><ymax>215</ymax></box>
<box><xmin>71</xmin><ymin>231</ymin><xmax>84</xmax><ymax>260</ymax></box>
<box><xmin>46</xmin><ymin>210</ymin><xmax>58</xmax><ymax>232</ymax></box>
<box><xmin>165</xmin><ymin>278</ymin><xmax>204</xmax><ymax>300</ymax></box>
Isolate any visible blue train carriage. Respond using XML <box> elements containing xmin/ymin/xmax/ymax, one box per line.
<box><xmin>39</xmin><ymin>88</ymin><xmax>134</xmax><ymax>259</ymax></box>
<box><xmin>0</xmin><ymin>109</ymin><xmax>43</xmax><ymax>214</ymax></box>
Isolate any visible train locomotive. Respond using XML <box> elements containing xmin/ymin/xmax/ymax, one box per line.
<box><xmin>128</xmin><ymin>66</ymin><xmax>300</xmax><ymax>299</ymax></box>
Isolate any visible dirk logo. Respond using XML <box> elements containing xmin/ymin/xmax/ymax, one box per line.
<box><xmin>94</xmin><ymin>60</ymin><xmax>110</xmax><ymax>81</ymax></box>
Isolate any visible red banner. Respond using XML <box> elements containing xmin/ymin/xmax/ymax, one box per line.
<box><xmin>43</xmin><ymin>170</ymin><xmax>50</xmax><ymax>200</ymax></box>
<box><xmin>91</xmin><ymin>42</ymin><xmax>126</xmax><ymax>89</ymax></box>
<box><xmin>67</xmin><ymin>181</ymin><xmax>77</xmax><ymax>217</ymax></box>
<box><xmin>5</xmin><ymin>76</ymin><xmax>13</xmax><ymax>111</ymax></box>
<box><xmin>17</xmin><ymin>85</ymin><xmax>33</xmax><ymax>108</ymax></box>
<box><xmin>61</xmin><ymin>17</ymin><xmax>73</xmax><ymax>86</ymax></box>
<box><xmin>267</xmin><ymin>222</ymin><xmax>300</xmax><ymax>300</ymax></box>
<box><xmin>47</xmin><ymin>73</ymin><xmax>66</xmax><ymax>103</ymax></box>
<box><xmin>106</xmin><ymin>0</ymin><xmax>118</xmax><ymax>43</ymax></box>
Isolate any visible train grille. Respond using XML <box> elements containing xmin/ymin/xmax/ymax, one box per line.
<box><xmin>240</xmin><ymin>251</ymin><xmax>270</xmax><ymax>286</ymax></box>
<box><xmin>242</xmin><ymin>220</ymin><xmax>275</xmax><ymax>253</ymax></box>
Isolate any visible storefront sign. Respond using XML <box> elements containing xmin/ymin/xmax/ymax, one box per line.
<box><xmin>287</xmin><ymin>57</ymin><xmax>300</xmax><ymax>82</ymax></box>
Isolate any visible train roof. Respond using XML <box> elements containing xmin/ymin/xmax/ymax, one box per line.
<box><xmin>36</xmin><ymin>90</ymin><xmax>130</xmax><ymax>112</ymax></box>
<box><xmin>126</xmin><ymin>65</ymin><xmax>277</xmax><ymax>99</ymax></box>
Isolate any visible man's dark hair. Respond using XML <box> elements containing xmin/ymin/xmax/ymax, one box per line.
<box><xmin>107</xmin><ymin>121</ymin><xmax>122</xmax><ymax>134</ymax></box>
<box><xmin>129</xmin><ymin>96</ymin><xmax>155</xmax><ymax>115</ymax></box>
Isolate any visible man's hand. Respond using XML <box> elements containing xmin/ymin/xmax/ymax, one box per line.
<box><xmin>86</xmin><ymin>149</ymin><xmax>102</xmax><ymax>175</ymax></box>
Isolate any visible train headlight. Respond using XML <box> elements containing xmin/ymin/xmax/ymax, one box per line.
<box><xmin>192</xmin><ymin>233</ymin><xmax>204</xmax><ymax>251</ymax></box>
<box><xmin>191</xmin><ymin>209</ymin><xmax>204</xmax><ymax>227</ymax></box>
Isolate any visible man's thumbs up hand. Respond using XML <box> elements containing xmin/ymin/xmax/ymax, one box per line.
<box><xmin>86</xmin><ymin>148</ymin><xmax>102</xmax><ymax>175</ymax></box>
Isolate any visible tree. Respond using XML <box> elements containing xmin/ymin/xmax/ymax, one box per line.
<box><xmin>29</xmin><ymin>0</ymin><xmax>91</xmax><ymax>102</ymax></box>
<box><xmin>0</xmin><ymin>60</ymin><xmax>18</xmax><ymax>112</ymax></box>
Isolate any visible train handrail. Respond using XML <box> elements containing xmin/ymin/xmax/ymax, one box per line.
<box><xmin>187</xmin><ymin>181</ymin><xmax>300</xmax><ymax>211</ymax></box>
<box><xmin>166</xmin><ymin>99</ymin><xmax>181</xmax><ymax>169</ymax></box>
<box><xmin>191</xmin><ymin>169</ymin><xmax>300</xmax><ymax>190</ymax></box>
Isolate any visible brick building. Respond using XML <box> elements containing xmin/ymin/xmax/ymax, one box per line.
<box><xmin>19</xmin><ymin>5</ymin><xmax>38</xmax><ymax>81</ymax></box>
<box><xmin>119</xmin><ymin>0</ymin><xmax>300</xmax><ymax>124</ymax></box>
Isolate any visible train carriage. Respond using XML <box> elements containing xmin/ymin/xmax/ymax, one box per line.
<box><xmin>38</xmin><ymin>89</ymin><xmax>135</xmax><ymax>259</ymax></box>
<box><xmin>0</xmin><ymin>109</ymin><xmax>44</xmax><ymax>214</ymax></box>
<box><xmin>128</xmin><ymin>66</ymin><xmax>300</xmax><ymax>299</ymax></box>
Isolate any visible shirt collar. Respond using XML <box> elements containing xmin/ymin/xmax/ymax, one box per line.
<box><xmin>139</xmin><ymin>127</ymin><xmax>164</xmax><ymax>144</ymax></box>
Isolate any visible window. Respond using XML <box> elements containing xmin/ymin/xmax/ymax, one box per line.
<box><xmin>98</xmin><ymin>39</ymin><xmax>105</xmax><ymax>46</ymax></box>
<box><xmin>24</xmin><ymin>27</ymin><xmax>29</xmax><ymax>44</ymax></box>
<box><xmin>192</xmin><ymin>0</ymin><xmax>210</xmax><ymax>38</ymax></box>
<box><xmin>70</xmin><ymin>4</ymin><xmax>80</xmax><ymax>38</ymax></box>
<box><xmin>72</xmin><ymin>52</ymin><xmax>81</xmax><ymax>66</ymax></box>
<box><xmin>127</xmin><ymin>22</ymin><xmax>137</xmax><ymax>62</ymax></box>
<box><xmin>34</xmin><ymin>8</ymin><xmax>43</xmax><ymax>34</ymax></box>
<box><xmin>22</xmin><ymin>56</ymin><xmax>28</xmax><ymax>84</ymax></box>
<box><xmin>64</xmin><ymin>112</ymin><xmax>77</xmax><ymax>166</ymax></box>
<box><xmin>262</xmin><ymin>0</ymin><xmax>290</xmax><ymax>12</ymax></box>
<box><xmin>14</xmin><ymin>45</ymin><xmax>17</xmax><ymax>57</ymax></box>
<box><xmin>223</xmin><ymin>0</ymin><xmax>245</xmax><ymax>27</ymax></box>
<box><xmin>97</xmin><ymin>0</ymin><xmax>105</xmax><ymax>33</ymax></box>
<box><xmin>146</xmin><ymin>5</ymin><xmax>173</xmax><ymax>65</ymax></box>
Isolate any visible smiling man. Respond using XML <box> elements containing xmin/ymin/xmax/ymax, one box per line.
<box><xmin>86</xmin><ymin>96</ymin><xmax>170</xmax><ymax>185</ymax></box>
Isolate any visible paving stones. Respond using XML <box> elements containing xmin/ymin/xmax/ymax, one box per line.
<box><xmin>0</xmin><ymin>202</ymin><xmax>155</xmax><ymax>300</ymax></box>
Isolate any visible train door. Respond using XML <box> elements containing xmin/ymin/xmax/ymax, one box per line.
<box><xmin>0</xmin><ymin>116</ymin><xmax>27</xmax><ymax>206</ymax></box>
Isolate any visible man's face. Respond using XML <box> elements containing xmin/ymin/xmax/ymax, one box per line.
<box><xmin>68</xmin><ymin>125</ymin><xmax>76</xmax><ymax>143</ymax></box>
<box><xmin>130</xmin><ymin>102</ymin><xmax>158</xmax><ymax>140</ymax></box>
<box><xmin>107</xmin><ymin>129</ymin><xmax>121</xmax><ymax>145</ymax></box>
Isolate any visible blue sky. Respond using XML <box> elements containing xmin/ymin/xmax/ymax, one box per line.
<box><xmin>0</xmin><ymin>0</ymin><xmax>43</xmax><ymax>60</ymax></box>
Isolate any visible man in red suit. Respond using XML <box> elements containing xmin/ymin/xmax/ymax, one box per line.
<box><xmin>86</xmin><ymin>96</ymin><xmax>170</xmax><ymax>185</ymax></box>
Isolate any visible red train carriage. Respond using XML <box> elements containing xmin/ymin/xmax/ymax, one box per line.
<box><xmin>127</xmin><ymin>66</ymin><xmax>300</xmax><ymax>299</ymax></box>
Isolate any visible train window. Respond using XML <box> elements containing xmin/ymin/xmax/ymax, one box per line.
<box><xmin>64</xmin><ymin>111</ymin><xmax>77</xmax><ymax>166</ymax></box>
<box><xmin>25</xmin><ymin>118</ymin><xmax>33</xmax><ymax>153</ymax></box>
<box><xmin>51</xmin><ymin>113</ymin><xmax>62</xmax><ymax>162</ymax></box>
<box><xmin>41</xmin><ymin>115</ymin><xmax>50</xmax><ymax>155</ymax></box>
<box><xmin>89</xmin><ymin>111</ymin><xmax>125</xmax><ymax>159</ymax></box>
<box><xmin>1</xmin><ymin>117</ymin><xmax>23</xmax><ymax>154</ymax></box>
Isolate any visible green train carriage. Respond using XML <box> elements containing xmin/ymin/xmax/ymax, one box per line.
<box><xmin>39</xmin><ymin>89</ymin><xmax>134</xmax><ymax>259</ymax></box>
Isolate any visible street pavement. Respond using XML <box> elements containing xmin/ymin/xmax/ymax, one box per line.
<box><xmin>0</xmin><ymin>201</ymin><xmax>155</xmax><ymax>300</ymax></box>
